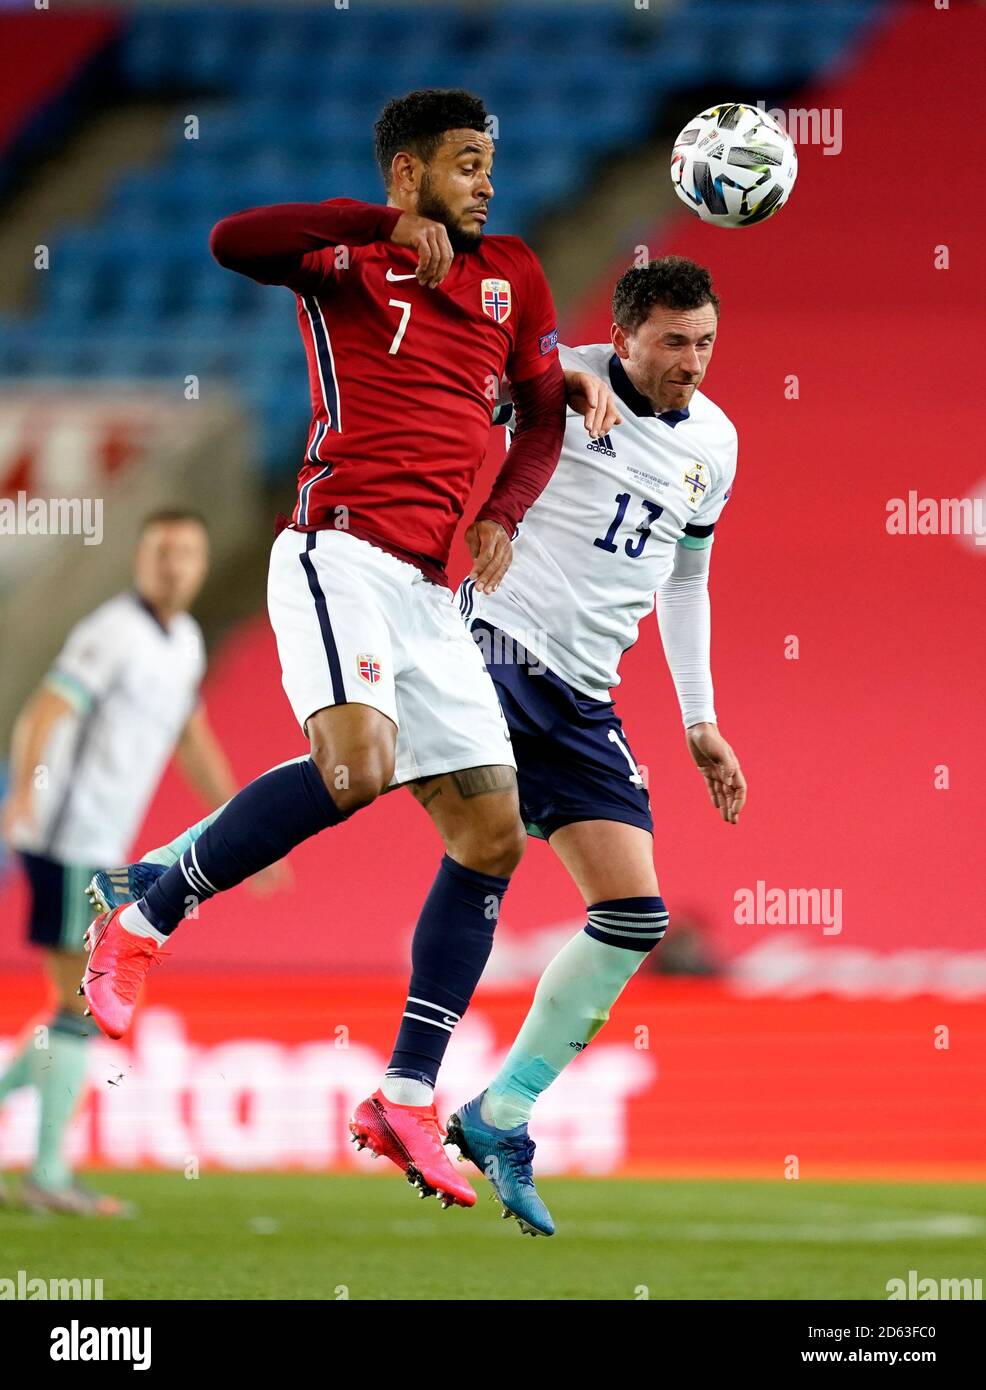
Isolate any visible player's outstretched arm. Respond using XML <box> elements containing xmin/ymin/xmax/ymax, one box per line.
<box><xmin>1</xmin><ymin>685</ymin><xmax>74</xmax><ymax>844</ymax></box>
<box><xmin>556</xmin><ymin>344</ymin><xmax>622</xmax><ymax>439</ymax></box>
<box><xmin>473</xmin><ymin>359</ymin><xmax>567</xmax><ymax>568</ymax></box>
<box><xmin>562</xmin><ymin>367</ymin><xmax>623</xmax><ymax>440</ymax></box>
<box><xmin>656</xmin><ymin>542</ymin><xmax>747</xmax><ymax>824</ymax></box>
<box><xmin>174</xmin><ymin>704</ymin><xmax>238</xmax><ymax>811</ymax></box>
<box><xmin>209</xmin><ymin>198</ymin><xmax>403</xmax><ymax>288</ymax></box>
<box><xmin>486</xmin><ymin>365</ymin><xmax>620</xmax><ymax>438</ymax></box>
<box><xmin>469</xmin><ymin>247</ymin><xmax>567</xmax><ymax>589</ymax></box>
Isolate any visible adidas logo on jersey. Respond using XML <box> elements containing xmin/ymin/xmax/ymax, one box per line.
<box><xmin>587</xmin><ymin>433</ymin><xmax>616</xmax><ymax>458</ymax></box>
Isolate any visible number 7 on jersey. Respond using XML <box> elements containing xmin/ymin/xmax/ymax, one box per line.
<box><xmin>388</xmin><ymin>299</ymin><xmax>412</xmax><ymax>355</ymax></box>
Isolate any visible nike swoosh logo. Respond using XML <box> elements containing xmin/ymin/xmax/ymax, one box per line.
<box><xmin>385</xmin><ymin>269</ymin><xmax>418</xmax><ymax>282</ymax></box>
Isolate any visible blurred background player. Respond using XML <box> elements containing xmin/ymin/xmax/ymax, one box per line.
<box><xmin>448</xmin><ymin>257</ymin><xmax>747</xmax><ymax>1234</ymax></box>
<box><xmin>81</xmin><ymin>88</ymin><xmax>567</xmax><ymax>1210</ymax></box>
<box><xmin>0</xmin><ymin>510</ymin><xmax>263</xmax><ymax>1214</ymax></box>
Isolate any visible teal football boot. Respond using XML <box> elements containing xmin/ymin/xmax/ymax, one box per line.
<box><xmin>445</xmin><ymin>1092</ymin><xmax>555</xmax><ymax>1237</ymax></box>
<box><xmin>86</xmin><ymin>862</ymin><xmax>166</xmax><ymax>915</ymax></box>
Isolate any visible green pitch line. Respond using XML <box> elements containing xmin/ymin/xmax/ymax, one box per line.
<box><xmin>2</xmin><ymin>1174</ymin><xmax>984</xmax><ymax>1301</ymax></box>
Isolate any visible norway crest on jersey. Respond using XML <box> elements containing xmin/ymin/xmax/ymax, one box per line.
<box><xmin>481</xmin><ymin>278</ymin><xmax>512</xmax><ymax>324</ymax></box>
<box><xmin>357</xmin><ymin>654</ymin><xmax>382</xmax><ymax>685</ymax></box>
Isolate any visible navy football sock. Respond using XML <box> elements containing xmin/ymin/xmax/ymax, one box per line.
<box><xmin>139</xmin><ymin>757</ymin><xmax>345</xmax><ymax>934</ymax></box>
<box><xmin>386</xmin><ymin>854</ymin><xmax>509</xmax><ymax>1090</ymax></box>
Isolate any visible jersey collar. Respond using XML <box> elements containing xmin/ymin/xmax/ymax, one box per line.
<box><xmin>132</xmin><ymin>590</ymin><xmax>171</xmax><ymax>636</ymax></box>
<box><xmin>608</xmin><ymin>354</ymin><xmax>690</xmax><ymax>427</ymax></box>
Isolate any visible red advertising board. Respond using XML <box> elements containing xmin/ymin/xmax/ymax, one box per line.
<box><xmin>1</xmin><ymin>975</ymin><xmax>982</xmax><ymax>1180</ymax></box>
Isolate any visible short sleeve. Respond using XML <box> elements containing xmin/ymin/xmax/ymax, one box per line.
<box><xmin>46</xmin><ymin>604</ymin><xmax>127</xmax><ymax>712</ymax></box>
<box><xmin>557</xmin><ymin>343</ymin><xmax>589</xmax><ymax>374</ymax></box>
<box><xmin>505</xmin><ymin>247</ymin><xmax>559</xmax><ymax>384</ymax></box>
<box><xmin>680</xmin><ymin>435</ymin><xmax>737</xmax><ymax>550</ymax></box>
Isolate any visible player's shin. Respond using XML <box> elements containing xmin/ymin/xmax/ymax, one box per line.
<box><xmin>119</xmin><ymin>756</ymin><xmax>347</xmax><ymax>939</ymax></box>
<box><xmin>483</xmin><ymin>896</ymin><xmax>668</xmax><ymax>1129</ymax></box>
<box><xmin>382</xmin><ymin>853</ymin><xmax>509</xmax><ymax>1104</ymax></box>
<box><xmin>29</xmin><ymin>1009</ymin><xmax>97</xmax><ymax>1191</ymax></box>
<box><xmin>0</xmin><ymin>1029</ymin><xmax>35</xmax><ymax>1101</ymax></box>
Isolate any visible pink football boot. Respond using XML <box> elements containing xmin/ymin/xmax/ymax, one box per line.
<box><xmin>81</xmin><ymin>907</ymin><xmax>164</xmax><ymax>1040</ymax></box>
<box><xmin>349</xmin><ymin>1089</ymin><xmax>476</xmax><ymax>1208</ymax></box>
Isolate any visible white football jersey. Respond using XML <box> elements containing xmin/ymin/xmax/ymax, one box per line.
<box><xmin>461</xmin><ymin>342</ymin><xmax>737</xmax><ymax>699</ymax></box>
<box><xmin>13</xmin><ymin>592</ymin><xmax>205</xmax><ymax>864</ymax></box>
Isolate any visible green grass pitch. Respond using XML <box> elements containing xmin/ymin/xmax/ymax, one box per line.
<box><xmin>2</xmin><ymin>1173</ymin><xmax>984</xmax><ymax>1300</ymax></box>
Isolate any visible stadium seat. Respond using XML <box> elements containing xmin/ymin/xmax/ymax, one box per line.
<box><xmin>7</xmin><ymin>0</ymin><xmax>889</xmax><ymax>486</ymax></box>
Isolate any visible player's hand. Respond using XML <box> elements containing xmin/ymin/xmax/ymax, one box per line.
<box><xmin>244</xmin><ymin>858</ymin><xmax>294</xmax><ymax>898</ymax></box>
<box><xmin>465</xmin><ymin>520</ymin><xmax>512</xmax><ymax>595</ymax></box>
<box><xmin>390</xmin><ymin>212</ymin><xmax>454</xmax><ymax>288</ymax></box>
<box><xmin>685</xmin><ymin>723</ymin><xmax>747</xmax><ymax>825</ymax></box>
<box><xmin>563</xmin><ymin>369</ymin><xmax>623</xmax><ymax>440</ymax></box>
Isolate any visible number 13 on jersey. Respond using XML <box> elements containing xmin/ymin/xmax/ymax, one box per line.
<box><xmin>594</xmin><ymin>492</ymin><xmax>664</xmax><ymax>559</ymax></box>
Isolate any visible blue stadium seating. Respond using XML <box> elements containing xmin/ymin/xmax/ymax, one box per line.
<box><xmin>6</xmin><ymin>1</ymin><xmax>887</xmax><ymax>479</ymax></box>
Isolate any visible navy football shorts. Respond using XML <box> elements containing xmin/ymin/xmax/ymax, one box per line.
<box><xmin>20</xmin><ymin>851</ymin><xmax>97</xmax><ymax>952</ymax></box>
<box><xmin>472</xmin><ymin>620</ymin><xmax>653</xmax><ymax>841</ymax></box>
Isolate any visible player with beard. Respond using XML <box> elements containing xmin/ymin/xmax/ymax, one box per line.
<box><xmin>79</xmin><ymin>90</ymin><xmax>595</xmax><ymax>1210</ymax></box>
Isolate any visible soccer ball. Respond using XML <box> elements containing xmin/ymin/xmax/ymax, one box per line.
<box><xmin>670</xmin><ymin>103</ymin><xmax>797</xmax><ymax>228</ymax></box>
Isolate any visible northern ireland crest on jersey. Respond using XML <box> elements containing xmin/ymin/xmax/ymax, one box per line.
<box><xmin>357</xmin><ymin>654</ymin><xmax>382</xmax><ymax>685</ymax></box>
<box><xmin>481</xmin><ymin>278</ymin><xmax>512</xmax><ymax>323</ymax></box>
<box><xmin>683</xmin><ymin>460</ymin><xmax>709</xmax><ymax>508</ymax></box>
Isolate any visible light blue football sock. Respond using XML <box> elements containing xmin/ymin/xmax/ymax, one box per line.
<box><xmin>27</xmin><ymin>1010</ymin><xmax>98</xmax><ymax>1193</ymax></box>
<box><xmin>0</xmin><ymin>1035</ymin><xmax>35</xmax><ymax>1102</ymax></box>
<box><xmin>140</xmin><ymin>805</ymin><xmax>226</xmax><ymax>869</ymax></box>
<box><xmin>483</xmin><ymin>897</ymin><xmax>668</xmax><ymax>1130</ymax></box>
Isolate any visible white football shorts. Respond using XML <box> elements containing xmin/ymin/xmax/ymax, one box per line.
<box><xmin>267</xmin><ymin>527</ymin><xmax>516</xmax><ymax>785</ymax></box>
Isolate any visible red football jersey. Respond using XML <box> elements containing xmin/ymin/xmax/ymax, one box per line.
<box><xmin>212</xmin><ymin>199</ymin><xmax>555</xmax><ymax>564</ymax></box>
<box><xmin>288</xmin><ymin>228</ymin><xmax>557</xmax><ymax>569</ymax></box>
<box><xmin>212</xmin><ymin>199</ymin><xmax>563</xmax><ymax>580</ymax></box>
